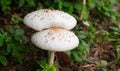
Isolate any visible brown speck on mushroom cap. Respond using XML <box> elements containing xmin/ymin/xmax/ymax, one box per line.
<box><xmin>23</xmin><ymin>9</ymin><xmax>77</xmax><ymax>31</ymax></box>
<box><xmin>31</xmin><ymin>28</ymin><xmax>79</xmax><ymax>51</ymax></box>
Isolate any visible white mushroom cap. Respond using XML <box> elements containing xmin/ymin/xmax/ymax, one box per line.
<box><xmin>23</xmin><ymin>9</ymin><xmax>77</xmax><ymax>31</ymax></box>
<box><xmin>31</xmin><ymin>28</ymin><xmax>79</xmax><ymax>51</ymax></box>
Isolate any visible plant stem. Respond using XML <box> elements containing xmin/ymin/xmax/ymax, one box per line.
<box><xmin>49</xmin><ymin>51</ymin><xmax>55</xmax><ymax>66</ymax></box>
<box><xmin>80</xmin><ymin>0</ymin><xmax>87</xmax><ymax>20</ymax></box>
<box><xmin>83</xmin><ymin>0</ymin><xmax>86</xmax><ymax>5</ymax></box>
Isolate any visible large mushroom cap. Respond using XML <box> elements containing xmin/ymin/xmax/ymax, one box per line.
<box><xmin>31</xmin><ymin>28</ymin><xmax>79</xmax><ymax>51</ymax></box>
<box><xmin>23</xmin><ymin>9</ymin><xmax>77</xmax><ymax>31</ymax></box>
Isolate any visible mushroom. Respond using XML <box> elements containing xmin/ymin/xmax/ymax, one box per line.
<box><xmin>31</xmin><ymin>28</ymin><xmax>79</xmax><ymax>66</ymax></box>
<box><xmin>23</xmin><ymin>9</ymin><xmax>79</xmax><ymax>66</ymax></box>
<box><xmin>23</xmin><ymin>9</ymin><xmax>77</xmax><ymax>31</ymax></box>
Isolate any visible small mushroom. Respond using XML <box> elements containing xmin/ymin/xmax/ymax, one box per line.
<box><xmin>31</xmin><ymin>28</ymin><xmax>79</xmax><ymax>66</ymax></box>
<box><xmin>23</xmin><ymin>9</ymin><xmax>77</xmax><ymax>31</ymax></box>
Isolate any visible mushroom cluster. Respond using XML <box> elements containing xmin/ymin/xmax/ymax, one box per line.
<box><xmin>23</xmin><ymin>9</ymin><xmax>79</xmax><ymax>66</ymax></box>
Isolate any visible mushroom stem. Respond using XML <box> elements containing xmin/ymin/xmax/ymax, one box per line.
<box><xmin>49</xmin><ymin>51</ymin><xmax>55</xmax><ymax>66</ymax></box>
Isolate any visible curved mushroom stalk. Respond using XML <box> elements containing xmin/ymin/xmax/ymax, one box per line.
<box><xmin>49</xmin><ymin>51</ymin><xmax>55</xmax><ymax>66</ymax></box>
